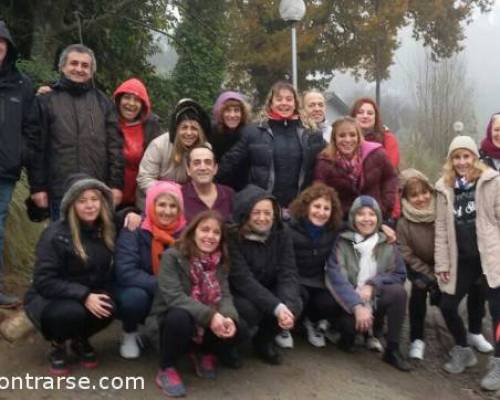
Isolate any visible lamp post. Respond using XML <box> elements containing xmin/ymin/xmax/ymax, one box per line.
<box><xmin>279</xmin><ymin>0</ymin><xmax>306</xmax><ymax>90</ymax></box>
<box><xmin>453</xmin><ymin>121</ymin><xmax>464</xmax><ymax>135</ymax></box>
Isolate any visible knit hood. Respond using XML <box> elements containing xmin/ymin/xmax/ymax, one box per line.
<box><xmin>0</xmin><ymin>21</ymin><xmax>18</xmax><ymax>71</ymax></box>
<box><xmin>480</xmin><ymin>113</ymin><xmax>500</xmax><ymax>159</ymax></box>
<box><xmin>142</xmin><ymin>181</ymin><xmax>186</xmax><ymax>233</ymax></box>
<box><xmin>399</xmin><ymin>168</ymin><xmax>433</xmax><ymax>192</ymax></box>
<box><xmin>212</xmin><ymin>91</ymin><xmax>246</xmax><ymax>123</ymax></box>
<box><xmin>347</xmin><ymin>195</ymin><xmax>382</xmax><ymax>232</ymax></box>
<box><xmin>232</xmin><ymin>184</ymin><xmax>281</xmax><ymax>227</ymax></box>
<box><xmin>113</xmin><ymin>78</ymin><xmax>151</xmax><ymax>122</ymax></box>
<box><xmin>169</xmin><ymin>98</ymin><xmax>212</xmax><ymax>144</ymax></box>
<box><xmin>59</xmin><ymin>173</ymin><xmax>113</xmax><ymax>221</ymax></box>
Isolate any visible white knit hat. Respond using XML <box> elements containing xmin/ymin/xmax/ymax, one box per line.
<box><xmin>447</xmin><ymin>135</ymin><xmax>479</xmax><ymax>158</ymax></box>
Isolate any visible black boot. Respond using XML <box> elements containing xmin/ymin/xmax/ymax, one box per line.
<box><xmin>49</xmin><ymin>341</ymin><xmax>69</xmax><ymax>375</ymax></box>
<box><xmin>383</xmin><ymin>348</ymin><xmax>411</xmax><ymax>372</ymax></box>
<box><xmin>70</xmin><ymin>338</ymin><xmax>98</xmax><ymax>369</ymax></box>
<box><xmin>253</xmin><ymin>333</ymin><xmax>282</xmax><ymax>365</ymax></box>
<box><xmin>219</xmin><ymin>345</ymin><xmax>243</xmax><ymax>369</ymax></box>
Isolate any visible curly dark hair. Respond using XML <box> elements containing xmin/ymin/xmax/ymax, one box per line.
<box><xmin>289</xmin><ymin>183</ymin><xmax>342</xmax><ymax>231</ymax></box>
<box><xmin>175</xmin><ymin>210</ymin><xmax>230</xmax><ymax>271</ymax></box>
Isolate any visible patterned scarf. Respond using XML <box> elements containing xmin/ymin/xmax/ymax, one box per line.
<box><xmin>337</xmin><ymin>150</ymin><xmax>363</xmax><ymax>189</ymax></box>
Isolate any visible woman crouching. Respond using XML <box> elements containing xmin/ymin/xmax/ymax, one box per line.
<box><xmin>152</xmin><ymin>210</ymin><xmax>239</xmax><ymax>397</ymax></box>
<box><xmin>325</xmin><ymin>195</ymin><xmax>410</xmax><ymax>371</ymax></box>
<box><xmin>24</xmin><ymin>174</ymin><xmax>116</xmax><ymax>375</ymax></box>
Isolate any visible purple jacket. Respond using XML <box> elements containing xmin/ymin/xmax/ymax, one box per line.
<box><xmin>182</xmin><ymin>181</ymin><xmax>234</xmax><ymax>223</ymax></box>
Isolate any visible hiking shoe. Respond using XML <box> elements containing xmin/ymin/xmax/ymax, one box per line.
<box><xmin>190</xmin><ymin>353</ymin><xmax>217</xmax><ymax>379</ymax></box>
<box><xmin>304</xmin><ymin>318</ymin><xmax>326</xmax><ymax>348</ymax></box>
<box><xmin>254</xmin><ymin>338</ymin><xmax>283</xmax><ymax>365</ymax></box>
<box><xmin>275</xmin><ymin>330</ymin><xmax>294</xmax><ymax>349</ymax></box>
<box><xmin>481</xmin><ymin>357</ymin><xmax>500</xmax><ymax>391</ymax></box>
<box><xmin>409</xmin><ymin>339</ymin><xmax>426</xmax><ymax>360</ymax></box>
<box><xmin>467</xmin><ymin>333</ymin><xmax>494</xmax><ymax>353</ymax></box>
<box><xmin>70</xmin><ymin>338</ymin><xmax>98</xmax><ymax>369</ymax></box>
<box><xmin>49</xmin><ymin>341</ymin><xmax>69</xmax><ymax>375</ymax></box>
<box><xmin>383</xmin><ymin>348</ymin><xmax>411</xmax><ymax>372</ymax></box>
<box><xmin>156</xmin><ymin>368</ymin><xmax>186</xmax><ymax>397</ymax></box>
<box><xmin>0</xmin><ymin>292</ymin><xmax>20</xmax><ymax>309</ymax></box>
<box><xmin>366</xmin><ymin>336</ymin><xmax>384</xmax><ymax>353</ymax></box>
<box><xmin>120</xmin><ymin>331</ymin><xmax>141</xmax><ymax>359</ymax></box>
<box><xmin>443</xmin><ymin>345</ymin><xmax>477</xmax><ymax>374</ymax></box>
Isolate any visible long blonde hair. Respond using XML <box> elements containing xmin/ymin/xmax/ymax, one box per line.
<box><xmin>68</xmin><ymin>190</ymin><xmax>115</xmax><ymax>262</ymax></box>
<box><xmin>442</xmin><ymin>149</ymin><xmax>489</xmax><ymax>187</ymax></box>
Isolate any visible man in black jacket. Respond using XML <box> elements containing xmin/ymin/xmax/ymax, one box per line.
<box><xmin>30</xmin><ymin>44</ymin><xmax>124</xmax><ymax>220</ymax></box>
<box><xmin>0</xmin><ymin>21</ymin><xmax>40</xmax><ymax>307</ymax></box>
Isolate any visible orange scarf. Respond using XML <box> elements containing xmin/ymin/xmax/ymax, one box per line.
<box><xmin>150</xmin><ymin>218</ymin><xmax>182</xmax><ymax>275</ymax></box>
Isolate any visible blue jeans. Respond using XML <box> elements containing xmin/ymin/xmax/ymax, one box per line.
<box><xmin>0</xmin><ymin>180</ymin><xmax>15</xmax><ymax>290</ymax></box>
<box><xmin>113</xmin><ymin>286</ymin><xmax>153</xmax><ymax>332</ymax></box>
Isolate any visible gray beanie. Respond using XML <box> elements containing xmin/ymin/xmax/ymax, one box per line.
<box><xmin>59</xmin><ymin>174</ymin><xmax>113</xmax><ymax>221</ymax></box>
<box><xmin>348</xmin><ymin>195</ymin><xmax>382</xmax><ymax>232</ymax></box>
<box><xmin>447</xmin><ymin>135</ymin><xmax>479</xmax><ymax>158</ymax></box>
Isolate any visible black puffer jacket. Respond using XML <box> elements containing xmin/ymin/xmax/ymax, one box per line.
<box><xmin>31</xmin><ymin>81</ymin><xmax>124</xmax><ymax>198</ymax></box>
<box><xmin>287</xmin><ymin>218</ymin><xmax>337</xmax><ymax>289</ymax></box>
<box><xmin>24</xmin><ymin>221</ymin><xmax>114</xmax><ymax>330</ymax></box>
<box><xmin>0</xmin><ymin>21</ymin><xmax>40</xmax><ymax>182</ymax></box>
<box><xmin>228</xmin><ymin>185</ymin><xmax>302</xmax><ymax>316</ymax></box>
<box><xmin>217</xmin><ymin>120</ymin><xmax>325</xmax><ymax>204</ymax></box>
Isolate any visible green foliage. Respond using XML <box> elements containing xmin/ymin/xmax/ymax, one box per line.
<box><xmin>170</xmin><ymin>0</ymin><xmax>227</xmax><ymax>111</ymax></box>
<box><xmin>16</xmin><ymin>59</ymin><xmax>58</xmax><ymax>87</ymax></box>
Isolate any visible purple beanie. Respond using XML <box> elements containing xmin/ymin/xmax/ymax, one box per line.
<box><xmin>212</xmin><ymin>91</ymin><xmax>246</xmax><ymax>122</ymax></box>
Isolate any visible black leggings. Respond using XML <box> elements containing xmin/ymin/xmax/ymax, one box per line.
<box><xmin>40</xmin><ymin>299</ymin><xmax>114</xmax><ymax>343</ymax></box>
<box><xmin>157</xmin><ymin>307</ymin><xmax>239</xmax><ymax>369</ymax></box>
<box><xmin>300</xmin><ymin>286</ymin><xmax>340</xmax><ymax>323</ymax></box>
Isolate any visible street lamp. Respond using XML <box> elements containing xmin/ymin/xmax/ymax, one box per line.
<box><xmin>453</xmin><ymin>121</ymin><xmax>464</xmax><ymax>135</ymax></box>
<box><xmin>279</xmin><ymin>0</ymin><xmax>306</xmax><ymax>90</ymax></box>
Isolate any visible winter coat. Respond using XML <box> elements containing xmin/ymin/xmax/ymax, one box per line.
<box><xmin>228</xmin><ymin>185</ymin><xmax>302</xmax><ymax>316</ymax></box>
<box><xmin>0</xmin><ymin>21</ymin><xmax>40</xmax><ymax>182</ymax></box>
<box><xmin>314</xmin><ymin>141</ymin><xmax>398</xmax><ymax>219</ymax></box>
<box><xmin>136</xmin><ymin>133</ymin><xmax>174</xmax><ymax>209</ymax></box>
<box><xmin>24</xmin><ymin>221</ymin><xmax>114</xmax><ymax>330</ymax></box>
<box><xmin>396</xmin><ymin>218</ymin><xmax>435</xmax><ymax>284</ymax></box>
<box><xmin>151</xmin><ymin>247</ymin><xmax>238</xmax><ymax>327</ymax></box>
<box><xmin>31</xmin><ymin>81</ymin><xmax>124</xmax><ymax>198</ymax></box>
<box><xmin>113</xmin><ymin>78</ymin><xmax>162</xmax><ymax>205</ymax></box>
<box><xmin>217</xmin><ymin>120</ymin><xmax>325</xmax><ymax>201</ymax></box>
<box><xmin>435</xmin><ymin>168</ymin><xmax>500</xmax><ymax>294</ymax></box>
<box><xmin>287</xmin><ymin>218</ymin><xmax>337</xmax><ymax>289</ymax></box>
<box><xmin>113</xmin><ymin>227</ymin><xmax>157</xmax><ymax>297</ymax></box>
<box><xmin>182</xmin><ymin>181</ymin><xmax>234</xmax><ymax>223</ymax></box>
<box><xmin>381</xmin><ymin>130</ymin><xmax>399</xmax><ymax>169</ymax></box>
<box><xmin>325</xmin><ymin>229</ymin><xmax>406</xmax><ymax>313</ymax></box>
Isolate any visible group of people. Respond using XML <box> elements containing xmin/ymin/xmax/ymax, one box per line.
<box><xmin>2</xmin><ymin>19</ymin><xmax>500</xmax><ymax>397</ymax></box>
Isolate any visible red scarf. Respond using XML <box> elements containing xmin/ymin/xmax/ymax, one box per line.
<box><xmin>267</xmin><ymin>109</ymin><xmax>300</xmax><ymax>121</ymax></box>
<box><xmin>189</xmin><ymin>251</ymin><xmax>222</xmax><ymax>306</ymax></box>
<box><xmin>336</xmin><ymin>150</ymin><xmax>363</xmax><ymax>189</ymax></box>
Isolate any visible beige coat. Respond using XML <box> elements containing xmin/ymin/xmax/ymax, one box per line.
<box><xmin>434</xmin><ymin>168</ymin><xmax>500</xmax><ymax>294</ymax></box>
<box><xmin>136</xmin><ymin>132</ymin><xmax>176</xmax><ymax>209</ymax></box>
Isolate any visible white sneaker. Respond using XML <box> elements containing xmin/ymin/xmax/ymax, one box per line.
<box><xmin>275</xmin><ymin>330</ymin><xmax>294</xmax><ymax>349</ymax></box>
<box><xmin>120</xmin><ymin>331</ymin><xmax>141</xmax><ymax>359</ymax></box>
<box><xmin>366</xmin><ymin>336</ymin><xmax>384</xmax><ymax>353</ymax></box>
<box><xmin>409</xmin><ymin>339</ymin><xmax>426</xmax><ymax>360</ymax></box>
<box><xmin>304</xmin><ymin>318</ymin><xmax>326</xmax><ymax>348</ymax></box>
<box><xmin>467</xmin><ymin>333</ymin><xmax>494</xmax><ymax>353</ymax></box>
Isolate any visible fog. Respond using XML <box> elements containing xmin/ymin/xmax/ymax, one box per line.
<box><xmin>329</xmin><ymin>2</ymin><xmax>500</xmax><ymax>134</ymax></box>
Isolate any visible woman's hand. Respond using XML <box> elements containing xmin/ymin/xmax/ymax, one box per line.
<box><xmin>357</xmin><ymin>285</ymin><xmax>374</xmax><ymax>303</ymax></box>
<box><xmin>210</xmin><ymin>312</ymin><xmax>226</xmax><ymax>337</ymax></box>
<box><xmin>123</xmin><ymin>212</ymin><xmax>142</xmax><ymax>231</ymax></box>
<box><xmin>436</xmin><ymin>271</ymin><xmax>450</xmax><ymax>283</ymax></box>
<box><xmin>84</xmin><ymin>293</ymin><xmax>113</xmax><ymax>319</ymax></box>
<box><xmin>277</xmin><ymin>306</ymin><xmax>295</xmax><ymax>330</ymax></box>
<box><xmin>381</xmin><ymin>224</ymin><xmax>396</xmax><ymax>243</ymax></box>
<box><xmin>353</xmin><ymin>304</ymin><xmax>373</xmax><ymax>332</ymax></box>
<box><xmin>220</xmin><ymin>317</ymin><xmax>237</xmax><ymax>338</ymax></box>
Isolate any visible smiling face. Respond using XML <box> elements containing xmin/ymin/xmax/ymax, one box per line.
<box><xmin>271</xmin><ymin>89</ymin><xmax>296</xmax><ymax>118</ymax></box>
<box><xmin>194</xmin><ymin>217</ymin><xmax>222</xmax><ymax>254</ymax></box>
<box><xmin>119</xmin><ymin>93</ymin><xmax>143</xmax><ymax>122</ymax></box>
<box><xmin>307</xmin><ymin>196</ymin><xmax>332</xmax><ymax>227</ymax></box>
<box><xmin>0</xmin><ymin>38</ymin><xmax>8</xmax><ymax>66</ymax></box>
<box><xmin>74</xmin><ymin>189</ymin><xmax>102</xmax><ymax>224</ymax></box>
<box><xmin>61</xmin><ymin>51</ymin><xmax>93</xmax><ymax>83</ymax></box>
<box><xmin>154</xmin><ymin>193</ymin><xmax>179</xmax><ymax>228</ymax></box>
<box><xmin>187</xmin><ymin>147</ymin><xmax>217</xmax><ymax>185</ymax></box>
<box><xmin>222</xmin><ymin>104</ymin><xmax>242</xmax><ymax>130</ymax></box>
<box><xmin>405</xmin><ymin>180</ymin><xmax>432</xmax><ymax>210</ymax></box>
<box><xmin>451</xmin><ymin>149</ymin><xmax>475</xmax><ymax>178</ymax></box>
<box><xmin>177</xmin><ymin>120</ymin><xmax>201</xmax><ymax>148</ymax></box>
<box><xmin>354</xmin><ymin>206</ymin><xmax>378</xmax><ymax>237</ymax></box>
<box><xmin>355</xmin><ymin>102</ymin><xmax>376</xmax><ymax>131</ymax></box>
<box><xmin>334</xmin><ymin>121</ymin><xmax>360</xmax><ymax>157</ymax></box>
<box><xmin>492</xmin><ymin>117</ymin><xmax>500</xmax><ymax>148</ymax></box>
<box><xmin>304</xmin><ymin>92</ymin><xmax>326</xmax><ymax>124</ymax></box>
<box><xmin>248</xmin><ymin>199</ymin><xmax>274</xmax><ymax>233</ymax></box>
